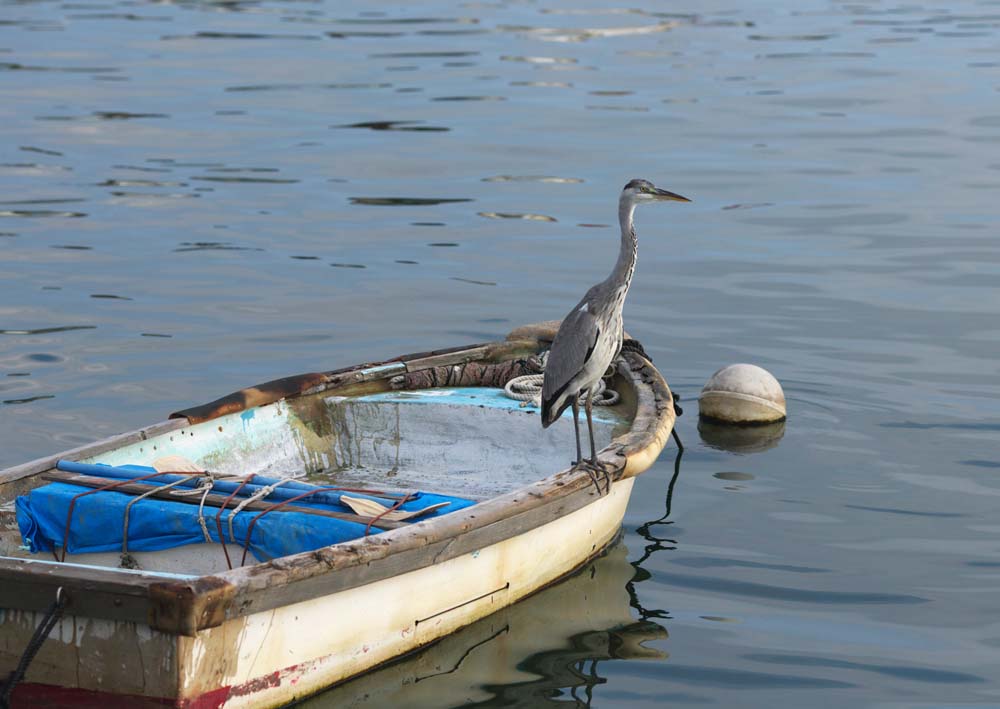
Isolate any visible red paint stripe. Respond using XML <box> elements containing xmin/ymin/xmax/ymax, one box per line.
<box><xmin>13</xmin><ymin>658</ymin><xmax>308</xmax><ymax>707</ymax></box>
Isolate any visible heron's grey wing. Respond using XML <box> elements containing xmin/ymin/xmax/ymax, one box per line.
<box><xmin>541</xmin><ymin>305</ymin><xmax>600</xmax><ymax>415</ymax></box>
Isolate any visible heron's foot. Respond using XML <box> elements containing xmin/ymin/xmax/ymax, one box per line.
<box><xmin>571</xmin><ymin>459</ymin><xmax>602</xmax><ymax>494</ymax></box>
<box><xmin>574</xmin><ymin>458</ymin><xmax>614</xmax><ymax>496</ymax></box>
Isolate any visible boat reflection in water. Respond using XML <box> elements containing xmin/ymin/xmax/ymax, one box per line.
<box><xmin>305</xmin><ymin>449</ymin><xmax>686</xmax><ymax>708</ymax></box>
<box><xmin>302</xmin><ymin>539</ymin><xmax>668</xmax><ymax>708</ymax></box>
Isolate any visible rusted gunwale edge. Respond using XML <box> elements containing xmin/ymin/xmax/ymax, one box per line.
<box><xmin>0</xmin><ymin>336</ymin><xmax>675</xmax><ymax>636</ymax></box>
<box><xmin>168</xmin><ymin>339</ymin><xmax>539</xmax><ymax>424</ymax></box>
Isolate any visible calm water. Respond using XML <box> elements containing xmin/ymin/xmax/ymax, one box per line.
<box><xmin>3</xmin><ymin>0</ymin><xmax>1000</xmax><ymax>705</ymax></box>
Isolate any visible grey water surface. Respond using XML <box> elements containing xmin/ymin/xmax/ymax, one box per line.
<box><xmin>2</xmin><ymin>0</ymin><xmax>1000</xmax><ymax>706</ymax></box>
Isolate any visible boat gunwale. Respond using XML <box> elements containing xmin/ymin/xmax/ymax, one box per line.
<box><xmin>0</xmin><ymin>325</ymin><xmax>676</xmax><ymax>636</ymax></box>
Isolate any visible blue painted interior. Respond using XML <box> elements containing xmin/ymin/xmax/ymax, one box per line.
<box><xmin>350</xmin><ymin>387</ymin><xmax>623</xmax><ymax>424</ymax></box>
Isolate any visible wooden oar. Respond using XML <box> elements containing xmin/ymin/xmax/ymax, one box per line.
<box><xmin>41</xmin><ymin>471</ymin><xmax>409</xmax><ymax>530</ymax></box>
<box><xmin>340</xmin><ymin>495</ymin><xmax>450</xmax><ymax>522</ymax></box>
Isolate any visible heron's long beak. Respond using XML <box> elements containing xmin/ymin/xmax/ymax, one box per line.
<box><xmin>653</xmin><ymin>187</ymin><xmax>691</xmax><ymax>202</ymax></box>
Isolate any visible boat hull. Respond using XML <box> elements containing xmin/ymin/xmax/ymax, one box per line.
<box><xmin>1</xmin><ymin>324</ymin><xmax>676</xmax><ymax>707</ymax></box>
<box><xmin>5</xmin><ymin>479</ymin><xmax>634</xmax><ymax>708</ymax></box>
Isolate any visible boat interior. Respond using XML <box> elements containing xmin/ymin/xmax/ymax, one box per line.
<box><xmin>0</xmin><ymin>384</ymin><xmax>634</xmax><ymax>577</ymax></box>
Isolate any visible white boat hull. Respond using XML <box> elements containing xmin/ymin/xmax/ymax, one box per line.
<box><xmin>177</xmin><ymin>478</ymin><xmax>633</xmax><ymax>707</ymax></box>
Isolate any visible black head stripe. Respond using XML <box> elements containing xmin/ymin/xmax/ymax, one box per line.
<box><xmin>623</xmin><ymin>178</ymin><xmax>650</xmax><ymax>191</ymax></box>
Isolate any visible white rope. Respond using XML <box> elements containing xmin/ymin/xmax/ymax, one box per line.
<box><xmin>169</xmin><ymin>471</ymin><xmax>238</xmax><ymax>544</ymax></box>
<box><xmin>226</xmin><ymin>476</ymin><xmax>298</xmax><ymax>545</ymax></box>
<box><xmin>120</xmin><ymin>474</ymin><xmax>199</xmax><ymax>569</ymax></box>
<box><xmin>504</xmin><ymin>352</ymin><xmax>620</xmax><ymax>408</ymax></box>
<box><xmin>196</xmin><ymin>483</ymin><xmax>213</xmax><ymax>543</ymax></box>
<box><xmin>504</xmin><ymin>374</ymin><xmax>546</xmax><ymax>403</ymax></box>
<box><xmin>166</xmin><ymin>471</ymin><xmax>306</xmax><ymax>545</ymax></box>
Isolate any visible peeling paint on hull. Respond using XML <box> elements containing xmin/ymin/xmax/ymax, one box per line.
<box><xmin>176</xmin><ymin>479</ymin><xmax>633</xmax><ymax>708</ymax></box>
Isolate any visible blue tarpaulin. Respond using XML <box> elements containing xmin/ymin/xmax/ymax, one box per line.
<box><xmin>16</xmin><ymin>462</ymin><xmax>476</xmax><ymax>562</ymax></box>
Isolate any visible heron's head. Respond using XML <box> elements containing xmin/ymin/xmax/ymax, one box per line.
<box><xmin>622</xmin><ymin>178</ymin><xmax>690</xmax><ymax>205</ymax></box>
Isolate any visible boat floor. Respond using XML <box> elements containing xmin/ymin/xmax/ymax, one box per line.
<box><xmin>301</xmin><ymin>387</ymin><xmax>625</xmax><ymax>500</ymax></box>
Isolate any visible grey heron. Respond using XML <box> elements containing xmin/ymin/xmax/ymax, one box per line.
<box><xmin>540</xmin><ymin>178</ymin><xmax>690</xmax><ymax>493</ymax></box>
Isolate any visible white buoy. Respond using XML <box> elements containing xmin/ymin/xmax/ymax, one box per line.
<box><xmin>698</xmin><ymin>363</ymin><xmax>786</xmax><ymax>424</ymax></box>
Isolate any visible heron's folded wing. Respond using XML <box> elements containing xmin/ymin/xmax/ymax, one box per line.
<box><xmin>541</xmin><ymin>306</ymin><xmax>600</xmax><ymax>406</ymax></box>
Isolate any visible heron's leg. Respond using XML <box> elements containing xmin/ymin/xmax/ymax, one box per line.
<box><xmin>585</xmin><ymin>387</ymin><xmax>598</xmax><ymax>464</ymax></box>
<box><xmin>571</xmin><ymin>396</ymin><xmax>582</xmax><ymax>466</ymax></box>
<box><xmin>584</xmin><ymin>388</ymin><xmax>610</xmax><ymax>495</ymax></box>
<box><xmin>572</xmin><ymin>394</ymin><xmax>602</xmax><ymax>492</ymax></box>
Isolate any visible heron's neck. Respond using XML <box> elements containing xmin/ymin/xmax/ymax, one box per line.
<box><xmin>607</xmin><ymin>197</ymin><xmax>638</xmax><ymax>299</ymax></box>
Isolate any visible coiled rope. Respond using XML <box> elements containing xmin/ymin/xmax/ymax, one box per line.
<box><xmin>503</xmin><ymin>351</ymin><xmax>620</xmax><ymax>408</ymax></box>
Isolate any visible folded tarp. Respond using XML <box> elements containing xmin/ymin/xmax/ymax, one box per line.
<box><xmin>16</xmin><ymin>463</ymin><xmax>476</xmax><ymax>562</ymax></box>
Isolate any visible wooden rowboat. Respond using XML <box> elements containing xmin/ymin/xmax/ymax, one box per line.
<box><xmin>0</xmin><ymin>322</ymin><xmax>676</xmax><ymax>708</ymax></box>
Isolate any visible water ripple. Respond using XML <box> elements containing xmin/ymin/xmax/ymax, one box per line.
<box><xmin>0</xmin><ymin>209</ymin><xmax>86</xmax><ymax>218</ymax></box>
<box><xmin>0</xmin><ymin>62</ymin><xmax>117</xmax><ymax>73</ymax></box>
<box><xmin>657</xmin><ymin>571</ymin><xmax>927</xmax><ymax>605</ymax></box>
<box><xmin>370</xmin><ymin>50</ymin><xmax>478</xmax><ymax>58</ymax></box>
<box><xmin>0</xmin><ymin>326</ymin><xmax>96</xmax><ymax>335</ymax></box>
<box><xmin>451</xmin><ymin>277</ymin><xmax>496</xmax><ymax>286</ymax></box>
<box><xmin>478</xmin><ymin>211</ymin><xmax>556</xmax><ymax>221</ymax></box>
<box><xmin>173</xmin><ymin>242</ymin><xmax>263</xmax><ymax>252</ymax></box>
<box><xmin>165</xmin><ymin>31</ymin><xmax>321</xmax><ymax>41</ymax></box>
<box><xmin>645</xmin><ymin>663</ymin><xmax>855</xmax><ymax>689</ymax></box>
<box><xmin>225</xmin><ymin>82</ymin><xmax>391</xmax><ymax>92</ymax></box>
<box><xmin>2</xmin><ymin>395</ymin><xmax>55</xmax><ymax>405</ymax></box>
<box><xmin>844</xmin><ymin>504</ymin><xmax>966</xmax><ymax>518</ymax></box>
<box><xmin>350</xmin><ymin>197</ymin><xmax>472</xmax><ymax>206</ymax></box>
<box><xmin>93</xmin><ymin>111</ymin><xmax>168</xmax><ymax>120</ymax></box>
<box><xmin>669</xmin><ymin>557</ymin><xmax>829</xmax><ymax>574</ymax></box>
<box><xmin>338</xmin><ymin>120</ymin><xmax>448</xmax><ymax>132</ymax></box>
<box><xmin>19</xmin><ymin>146</ymin><xmax>63</xmax><ymax>156</ymax></box>
<box><xmin>482</xmin><ymin>175</ymin><xmax>583</xmax><ymax>183</ymax></box>
<box><xmin>745</xmin><ymin>653</ymin><xmax>985</xmax><ymax>684</ymax></box>
<box><xmin>432</xmin><ymin>95</ymin><xmax>505</xmax><ymax>102</ymax></box>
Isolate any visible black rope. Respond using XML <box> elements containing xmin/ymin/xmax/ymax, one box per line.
<box><xmin>622</xmin><ymin>337</ymin><xmax>685</xmax><ymax>448</ymax></box>
<box><xmin>620</xmin><ymin>337</ymin><xmax>649</xmax><ymax>360</ymax></box>
<box><xmin>0</xmin><ymin>587</ymin><xmax>67</xmax><ymax>709</ymax></box>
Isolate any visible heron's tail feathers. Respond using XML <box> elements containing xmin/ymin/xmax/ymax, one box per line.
<box><xmin>540</xmin><ymin>392</ymin><xmax>572</xmax><ymax>428</ymax></box>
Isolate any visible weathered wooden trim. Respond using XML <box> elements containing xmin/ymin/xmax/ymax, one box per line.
<box><xmin>148</xmin><ymin>575</ymin><xmax>236</xmax><ymax>636</ymax></box>
<box><xmin>333</xmin><ymin>362</ymin><xmax>406</xmax><ymax>385</ymax></box>
<box><xmin>505</xmin><ymin>320</ymin><xmax>561</xmax><ymax>343</ymax></box>
<box><xmin>0</xmin><ymin>556</ymin><xmax>161</xmax><ymax>624</ymax></box>
<box><xmin>166</xmin><ymin>340</ymin><xmax>534</xmax><ymax>425</ymax></box>
<box><xmin>404</xmin><ymin>348</ymin><xmax>488</xmax><ymax>372</ymax></box>
<box><xmin>0</xmin><ymin>419</ymin><xmax>186</xmax><ymax>487</ymax></box>
<box><xmin>617</xmin><ymin>352</ymin><xmax>677</xmax><ymax>479</ymax></box>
